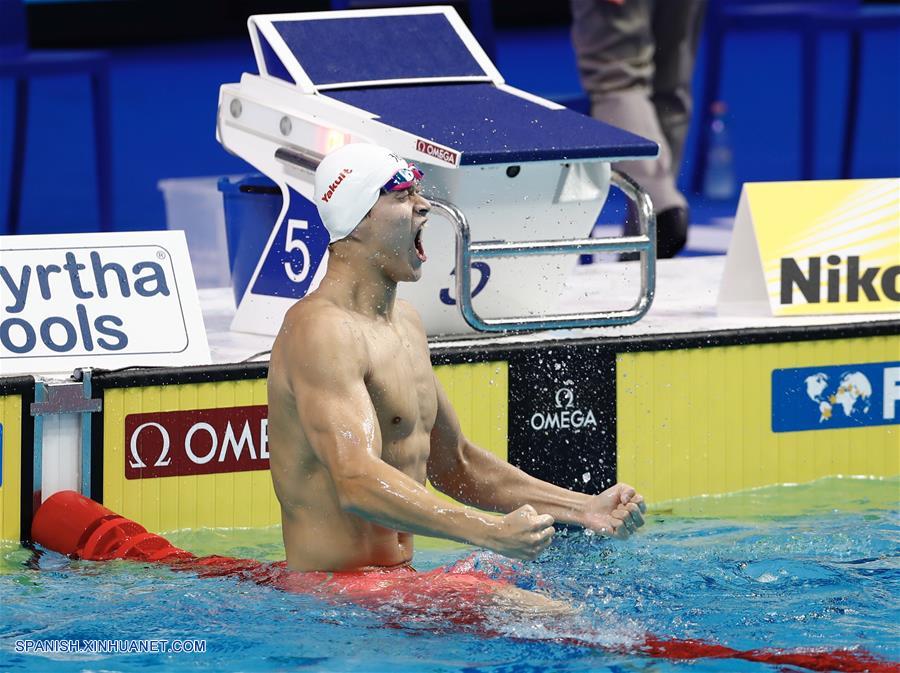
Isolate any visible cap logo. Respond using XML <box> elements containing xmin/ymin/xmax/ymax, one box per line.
<box><xmin>320</xmin><ymin>168</ymin><xmax>353</xmax><ymax>203</ymax></box>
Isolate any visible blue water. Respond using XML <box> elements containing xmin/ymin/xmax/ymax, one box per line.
<box><xmin>1</xmin><ymin>477</ymin><xmax>898</xmax><ymax>672</ymax></box>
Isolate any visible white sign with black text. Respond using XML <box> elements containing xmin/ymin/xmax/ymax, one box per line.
<box><xmin>0</xmin><ymin>231</ymin><xmax>210</xmax><ymax>375</ymax></box>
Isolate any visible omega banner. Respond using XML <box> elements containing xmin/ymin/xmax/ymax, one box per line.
<box><xmin>717</xmin><ymin>179</ymin><xmax>900</xmax><ymax>317</ymax></box>
<box><xmin>508</xmin><ymin>346</ymin><xmax>617</xmax><ymax>494</ymax></box>
<box><xmin>125</xmin><ymin>406</ymin><xmax>269</xmax><ymax>479</ymax></box>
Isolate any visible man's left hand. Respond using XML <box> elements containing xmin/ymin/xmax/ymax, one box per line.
<box><xmin>580</xmin><ymin>483</ymin><xmax>646</xmax><ymax>539</ymax></box>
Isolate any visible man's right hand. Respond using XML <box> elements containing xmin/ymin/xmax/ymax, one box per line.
<box><xmin>486</xmin><ymin>505</ymin><xmax>555</xmax><ymax>561</ymax></box>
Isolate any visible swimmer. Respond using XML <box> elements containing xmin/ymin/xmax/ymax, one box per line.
<box><xmin>266</xmin><ymin>144</ymin><xmax>645</xmax><ymax>601</ymax></box>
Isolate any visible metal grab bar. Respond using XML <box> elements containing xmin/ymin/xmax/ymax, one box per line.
<box><xmin>430</xmin><ymin>169</ymin><xmax>656</xmax><ymax>332</ymax></box>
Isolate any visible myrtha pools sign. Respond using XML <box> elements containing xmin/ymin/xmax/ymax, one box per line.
<box><xmin>0</xmin><ymin>232</ymin><xmax>209</xmax><ymax>374</ymax></box>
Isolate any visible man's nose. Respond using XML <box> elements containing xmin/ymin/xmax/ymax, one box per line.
<box><xmin>415</xmin><ymin>194</ymin><xmax>431</xmax><ymax>216</ymax></box>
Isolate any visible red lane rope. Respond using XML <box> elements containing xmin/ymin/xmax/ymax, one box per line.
<box><xmin>637</xmin><ymin>635</ymin><xmax>900</xmax><ymax>673</ymax></box>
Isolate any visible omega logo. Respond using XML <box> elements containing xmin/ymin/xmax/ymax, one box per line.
<box><xmin>530</xmin><ymin>381</ymin><xmax>597</xmax><ymax>432</ymax></box>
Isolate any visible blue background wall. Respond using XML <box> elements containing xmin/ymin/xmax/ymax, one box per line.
<box><xmin>1</xmin><ymin>4</ymin><xmax>898</xmax><ymax>235</ymax></box>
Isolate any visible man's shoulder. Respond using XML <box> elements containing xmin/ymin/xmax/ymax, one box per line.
<box><xmin>280</xmin><ymin>297</ymin><xmax>364</xmax><ymax>354</ymax></box>
<box><xmin>395</xmin><ymin>298</ymin><xmax>427</xmax><ymax>332</ymax></box>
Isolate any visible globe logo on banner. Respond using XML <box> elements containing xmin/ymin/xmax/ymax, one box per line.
<box><xmin>803</xmin><ymin>371</ymin><xmax>872</xmax><ymax>423</ymax></box>
<box><xmin>772</xmin><ymin>362</ymin><xmax>899</xmax><ymax>432</ymax></box>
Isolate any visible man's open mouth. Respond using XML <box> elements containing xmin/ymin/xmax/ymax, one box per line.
<box><xmin>414</xmin><ymin>223</ymin><xmax>427</xmax><ymax>262</ymax></box>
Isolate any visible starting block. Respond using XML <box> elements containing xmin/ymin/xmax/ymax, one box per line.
<box><xmin>216</xmin><ymin>6</ymin><xmax>659</xmax><ymax>335</ymax></box>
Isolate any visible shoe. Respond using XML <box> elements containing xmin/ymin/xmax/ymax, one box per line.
<box><xmin>657</xmin><ymin>206</ymin><xmax>689</xmax><ymax>258</ymax></box>
<box><xmin>620</xmin><ymin>206</ymin><xmax>689</xmax><ymax>261</ymax></box>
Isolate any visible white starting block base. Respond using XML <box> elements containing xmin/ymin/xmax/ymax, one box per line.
<box><xmin>201</xmin><ymin>256</ymin><xmax>898</xmax><ymax>364</ymax></box>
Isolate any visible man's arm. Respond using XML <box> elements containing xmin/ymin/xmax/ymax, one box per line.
<box><xmin>427</xmin><ymin>374</ymin><xmax>645</xmax><ymax>539</ymax></box>
<box><xmin>287</xmin><ymin>312</ymin><xmax>555</xmax><ymax>560</ymax></box>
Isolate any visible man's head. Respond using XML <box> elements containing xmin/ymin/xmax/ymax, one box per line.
<box><xmin>315</xmin><ymin>143</ymin><xmax>430</xmax><ymax>282</ymax></box>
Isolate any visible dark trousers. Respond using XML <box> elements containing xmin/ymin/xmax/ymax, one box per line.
<box><xmin>571</xmin><ymin>0</ymin><xmax>707</xmax><ymax>213</ymax></box>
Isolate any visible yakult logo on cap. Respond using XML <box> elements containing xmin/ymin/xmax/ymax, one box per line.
<box><xmin>320</xmin><ymin>168</ymin><xmax>353</xmax><ymax>204</ymax></box>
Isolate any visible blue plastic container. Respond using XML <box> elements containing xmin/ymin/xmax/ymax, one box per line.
<box><xmin>218</xmin><ymin>174</ymin><xmax>283</xmax><ymax>305</ymax></box>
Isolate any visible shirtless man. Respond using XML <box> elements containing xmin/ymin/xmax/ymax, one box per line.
<box><xmin>267</xmin><ymin>143</ymin><xmax>645</xmax><ymax>577</ymax></box>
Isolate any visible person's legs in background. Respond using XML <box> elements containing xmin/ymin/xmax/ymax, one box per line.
<box><xmin>650</xmin><ymin>0</ymin><xmax>706</xmax><ymax>256</ymax></box>
<box><xmin>571</xmin><ymin>0</ymin><xmax>706</xmax><ymax>258</ymax></box>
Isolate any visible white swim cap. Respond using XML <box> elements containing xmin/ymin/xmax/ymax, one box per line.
<box><xmin>314</xmin><ymin>143</ymin><xmax>418</xmax><ymax>243</ymax></box>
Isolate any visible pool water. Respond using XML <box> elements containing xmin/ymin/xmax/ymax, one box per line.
<box><xmin>1</xmin><ymin>477</ymin><xmax>897</xmax><ymax>672</ymax></box>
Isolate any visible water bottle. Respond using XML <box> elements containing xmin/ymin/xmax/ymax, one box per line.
<box><xmin>703</xmin><ymin>101</ymin><xmax>736</xmax><ymax>200</ymax></box>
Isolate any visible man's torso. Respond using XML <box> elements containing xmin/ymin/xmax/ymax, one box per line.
<box><xmin>267</xmin><ymin>298</ymin><xmax>438</xmax><ymax>571</ymax></box>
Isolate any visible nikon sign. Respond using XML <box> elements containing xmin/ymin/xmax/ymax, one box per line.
<box><xmin>718</xmin><ymin>179</ymin><xmax>900</xmax><ymax>317</ymax></box>
<box><xmin>781</xmin><ymin>255</ymin><xmax>900</xmax><ymax>305</ymax></box>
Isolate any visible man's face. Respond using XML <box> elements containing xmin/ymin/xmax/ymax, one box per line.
<box><xmin>359</xmin><ymin>185</ymin><xmax>431</xmax><ymax>283</ymax></box>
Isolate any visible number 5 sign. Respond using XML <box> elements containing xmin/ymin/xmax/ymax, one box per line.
<box><xmin>283</xmin><ymin>219</ymin><xmax>312</xmax><ymax>283</ymax></box>
<box><xmin>230</xmin><ymin>185</ymin><xmax>331</xmax><ymax>335</ymax></box>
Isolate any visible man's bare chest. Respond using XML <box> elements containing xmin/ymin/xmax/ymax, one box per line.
<box><xmin>362</xmin><ymin>322</ymin><xmax>437</xmax><ymax>456</ymax></box>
